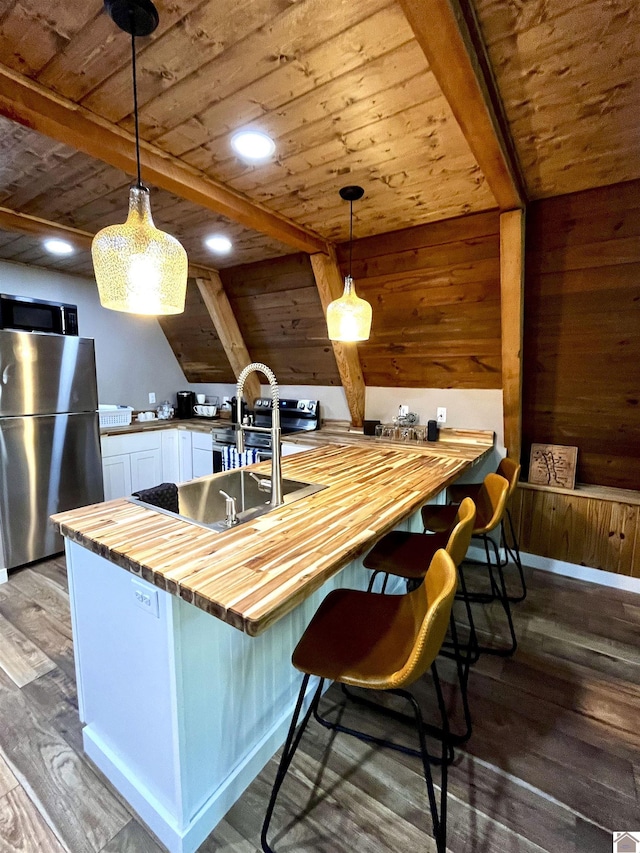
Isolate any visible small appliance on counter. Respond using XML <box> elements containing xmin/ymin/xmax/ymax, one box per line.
<box><xmin>176</xmin><ymin>390</ymin><xmax>196</xmax><ymax>419</ymax></box>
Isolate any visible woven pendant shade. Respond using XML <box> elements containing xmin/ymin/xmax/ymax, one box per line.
<box><xmin>92</xmin><ymin>186</ymin><xmax>187</xmax><ymax>315</ymax></box>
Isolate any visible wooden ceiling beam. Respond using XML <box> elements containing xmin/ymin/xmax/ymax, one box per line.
<box><xmin>397</xmin><ymin>0</ymin><xmax>526</xmax><ymax>210</ymax></box>
<box><xmin>0</xmin><ymin>205</ymin><xmax>217</xmax><ymax>280</ymax></box>
<box><xmin>0</xmin><ymin>65</ymin><xmax>330</xmax><ymax>256</ymax></box>
<box><xmin>194</xmin><ymin>273</ymin><xmax>261</xmax><ymax>406</ymax></box>
<box><xmin>309</xmin><ymin>251</ymin><xmax>366</xmax><ymax>428</ymax></box>
<box><xmin>0</xmin><ymin>206</ymin><xmax>93</xmax><ymax>252</ymax></box>
<box><xmin>500</xmin><ymin>208</ymin><xmax>525</xmax><ymax>461</ymax></box>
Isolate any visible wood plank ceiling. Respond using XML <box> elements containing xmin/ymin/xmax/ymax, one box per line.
<box><xmin>0</xmin><ymin>0</ymin><xmax>497</xmax><ymax>277</ymax></box>
<box><xmin>0</xmin><ymin>0</ymin><xmax>637</xmax><ymax>277</ymax></box>
<box><xmin>474</xmin><ymin>0</ymin><xmax>640</xmax><ymax>198</ymax></box>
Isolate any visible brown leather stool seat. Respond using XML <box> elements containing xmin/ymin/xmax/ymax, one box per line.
<box><xmin>447</xmin><ymin>457</ymin><xmax>526</xmax><ymax>602</ymax></box>
<box><xmin>363</xmin><ymin>527</ymin><xmax>450</xmax><ymax>580</ymax></box>
<box><xmin>260</xmin><ymin>549</ymin><xmax>457</xmax><ymax>853</ymax></box>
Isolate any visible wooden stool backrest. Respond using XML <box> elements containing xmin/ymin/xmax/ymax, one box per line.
<box><xmin>394</xmin><ymin>549</ymin><xmax>457</xmax><ymax>688</ymax></box>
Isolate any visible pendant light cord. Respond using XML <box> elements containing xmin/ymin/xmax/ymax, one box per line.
<box><xmin>130</xmin><ymin>14</ymin><xmax>143</xmax><ymax>189</ymax></box>
<box><xmin>348</xmin><ymin>199</ymin><xmax>353</xmax><ymax>278</ymax></box>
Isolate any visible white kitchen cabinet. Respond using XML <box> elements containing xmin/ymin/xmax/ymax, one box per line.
<box><xmin>161</xmin><ymin>430</ymin><xmax>181</xmax><ymax>484</ymax></box>
<box><xmin>102</xmin><ymin>453</ymin><xmax>132</xmax><ymax>501</ymax></box>
<box><xmin>130</xmin><ymin>448</ymin><xmax>162</xmax><ymax>494</ymax></box>
<box><xmin>191</xmin><ymin>431</ymin><xmax>213</xmax><ymax>478</ymax></box>
<box><xmin>101</xmin><ymin>432</ymin><xmax>163</xmax><ymax>500</ymax></box>
<box><xmin>179</xmin><ymin>431</ymin><xmax>193</xmax><ymax>482</ymax></box>
<box><xmin>101</xmin><ymin>428</ymin><xmax>215</xmax><ymax>497</ymax></box>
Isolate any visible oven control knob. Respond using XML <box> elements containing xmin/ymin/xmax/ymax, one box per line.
<box><xmin>298</xmin><ymin>400</ymin><xmax>305</xmax><ymax>410</ymax></box>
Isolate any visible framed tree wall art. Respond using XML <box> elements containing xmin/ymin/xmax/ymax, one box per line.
<box><xmin>528</xmin><ymin>444</ymin><xmax>578</xmax><ymax>489</ymax></box>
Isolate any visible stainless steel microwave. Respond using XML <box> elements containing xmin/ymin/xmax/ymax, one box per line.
<box><xmin>0</xmin><ymin>293</ymin><xmax>78</xmax><ymax>335</ymax></box>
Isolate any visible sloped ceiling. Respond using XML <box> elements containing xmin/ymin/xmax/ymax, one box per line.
<box><xmin>0</xmin><ymin>0</ymin><xmax>636</xmax><ymax>277</ymax></box>
<box><xmin>474</xmin><ymin>0</ymin><xmax>640</xmax><ymax>198</ymax></box>
<box><xmin>0</xmin><ymin>0</ymin><xmax>497</xmax><ymax>276</ymax></box>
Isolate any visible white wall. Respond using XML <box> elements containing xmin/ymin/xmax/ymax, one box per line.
<box><xmin>1</xmin><ymin>260</ymin><xmax>187</xmax><ymax>410</ymax></box>
<box><xmin>366</xmin><ymin>387</ymin><xmax>505</xmax><ymax>453</ymax></box>
<box><xmin>187</xmin><ymin>382</ymin><xmax>352</xmax><ymax>421</ymax></box>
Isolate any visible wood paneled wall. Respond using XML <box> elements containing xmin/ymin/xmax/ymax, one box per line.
<box><xmin>511</xmin><ymin>484</ymin><xmax>640</xmax><ymax>579</ymax></box>
<box><xmin>337</xmin><ymin>210</ymin><xmax>502</xmax><ymax>389</ymax></box>
<box><xmin>159</xmin><ymin>279</ymin><xmax>235</xmax><ymax>383</ymax></box>
<box><xmin>221</xmin><ymin>254</ymin><xmax>341</xmax><ymax>386</ymax></box>
<box><xmin>161</xmin><ymin>254</ymin><xmax>341</xmax><ymax>386</ymax></box>
<box><xmin>523</xmin><ymin>179</ymin><xmax>640</xmax><ymax>490</ymax></box>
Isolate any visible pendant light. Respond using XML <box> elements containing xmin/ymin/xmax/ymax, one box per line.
<box><xmin>326</xmin><ymin>185</ymin><xmax>372</xmax><ymax>342</ymax></box>
<box><xmin>92</xmin><ymin>0</ymin><xmax>188</xmax><ymax>315</ymax></box>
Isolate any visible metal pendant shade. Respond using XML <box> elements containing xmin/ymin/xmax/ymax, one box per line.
<box><xmin>326</xmin><ymin>186</ymin><xmax>372</xmax><ymax>342</ymax></box>
<box><xmin>92</xmin><ymin>0</ymin><xmax>187</xmax><ymax>316</ymax></box>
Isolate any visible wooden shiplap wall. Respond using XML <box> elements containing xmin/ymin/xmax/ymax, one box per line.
<box><xmin>522</xmin><ymin>179</ymin><xmax>640</xmax><ymax>490</ymax></box>
<box><xmin>338</xmin><ymin>210</ymin><xmax>502</xmax><ymax>389</ymax></box>
<box><xmin>221</xmin><ymin>254</ymin><xmax>341</xmax><ymax>386</ymax></box>
<box><xmin>511</xmin><ymin>484</ymin><xmax>640</xmax><ymax>579</ymax></box>
<box><xmin>159</xmin><ymin>279</ymin><xmax>235</xmax><ymax>383</ymax></box>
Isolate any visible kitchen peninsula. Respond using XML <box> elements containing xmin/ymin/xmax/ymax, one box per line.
<box><xmin>52</xmin><ymin>436</ymin><xmax>492</xmax><ymax>853</ymax></box>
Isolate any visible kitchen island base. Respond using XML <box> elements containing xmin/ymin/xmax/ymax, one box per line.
<box><xmin>66</xmin><ymin>538</ymin><xmax>406</xmax><ymax>853</ymax></box>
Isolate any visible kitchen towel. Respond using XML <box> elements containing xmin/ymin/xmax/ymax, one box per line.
<box><xmin>222</xmin><ymin>447</ymin><xmax>260</xmax><ymax>470</ymax></box>
<box><xmin>132</xmin><ymin>482</ymin><xmax>179</xmax><ymax>513</ymax></box>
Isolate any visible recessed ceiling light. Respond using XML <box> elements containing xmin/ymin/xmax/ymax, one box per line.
<box><xmin>204</xmin><ymin>235</ymin><xmax>233</xmax><ymax>255</ymax></box>
<box><xmin>230</xmin><ymin>129</ymin><xmax>276</xmax><ymax>162</ymax></box>
<box><xmin>43</xmin><ymin>238</ymin><xmax>75</xmax><ymax>256</ymax></box>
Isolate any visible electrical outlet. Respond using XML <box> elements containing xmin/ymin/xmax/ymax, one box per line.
<box><xmin>148</xmin><ymin>392</ymin><xmax>156</xmax><ymax>405</ymax></box>
<box><xmin>436</xmin><ymin>407</ymin><xmax>447</xmax><ymax>425</ymax></box>
<box><xmin>132</xmin><ymin>580</ymin><xmax>159</xmax><ymax>617</ymax></box>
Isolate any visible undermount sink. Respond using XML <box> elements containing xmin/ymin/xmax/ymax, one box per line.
<box><xmin>128</xmin><ymin>468</ymin><xmax>326</xmax><ymax>532</ymax></box>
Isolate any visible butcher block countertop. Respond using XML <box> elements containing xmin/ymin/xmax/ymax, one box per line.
<box><xmin>53</xmin><ymin>436</ymin><xmax>493</xmax><ymax>636</ymax></box>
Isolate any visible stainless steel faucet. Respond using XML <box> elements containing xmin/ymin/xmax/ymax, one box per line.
<box><xmin>236</xmin><ymin>363</ymin><xmax>283</xmax><ymax>507</ymax></box>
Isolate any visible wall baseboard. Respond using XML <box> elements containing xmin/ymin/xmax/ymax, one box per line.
<box><xmin>520</xmin><ymin>552</ymin><xmax>640</xmax><ymax>594</ymax></box>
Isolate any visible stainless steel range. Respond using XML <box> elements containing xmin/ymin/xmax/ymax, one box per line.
<box><xmin>211</xmin><ymin>398</ymin><xmax>320</xmax><ymax>468</ymax></box>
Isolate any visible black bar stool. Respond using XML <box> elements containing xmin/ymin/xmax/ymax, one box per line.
<box><xmin>261</xmin><ymin>549</ymin><xmax>458</xmax><ymax>853</ymax></box>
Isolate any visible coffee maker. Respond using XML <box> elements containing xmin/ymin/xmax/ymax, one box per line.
<box><xmin>176</xmin><ymin>390</ymin><xmax>196</xmax><ymax>419</ymax></box>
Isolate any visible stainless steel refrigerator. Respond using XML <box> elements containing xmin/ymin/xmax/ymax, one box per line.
<box><xmin>0</xmin><ymin>329</ymin><xmax>104</xmax><ymax>571</ymax></box>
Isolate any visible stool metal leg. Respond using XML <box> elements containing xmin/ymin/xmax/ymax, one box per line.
<box><xmin>315</xmin><ymin>685</ymin><xmax>447</xmax><ymax>853</ymax></box>
<box><xmin>454</xmin><ymin>563</ymin><xmax>480</xmax><ymax>665</ymax></box>
<box><xmin>366</xmin><ymin>570</ymin><xmax>390</xmax><ymax>593</ymax></box>
<box><xmin>422</xmin><ymin>613</ymin><xmax>473</xmax><ymax>745</ymax></box>
<box><xmin>429</xmin><ymin>661</ymin><xmax>448</xmax><ymax>852</ymax></box>
<box><xmin>478</xmin><ymin>534</ymin><xmax>518</xmax><ymax>657</ymax></box>
<box><xmin>261</xmin><ymin>674</ymin><xmax>323</xmax><ymax>853</ymax></box>
<box><xmin>503</xmin><ymin>509</ymin><xmax>527</xmax><ymax>602</ymax></box>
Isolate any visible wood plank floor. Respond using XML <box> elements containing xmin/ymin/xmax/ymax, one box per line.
<box><xmin>0</xmin><ymin>556</ymin><xmax>638</xmax><ymax>852</ymax></box>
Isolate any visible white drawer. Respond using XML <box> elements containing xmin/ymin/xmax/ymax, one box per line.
<box><xmin>101</xmin><ymin>431</ymin><xmax>162</xmax><ymax>458</ymax></box>
<box><xmin>190</xmin><ymin>431</ymin><xmax>213</xmax><ymax>451</ymax></box>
